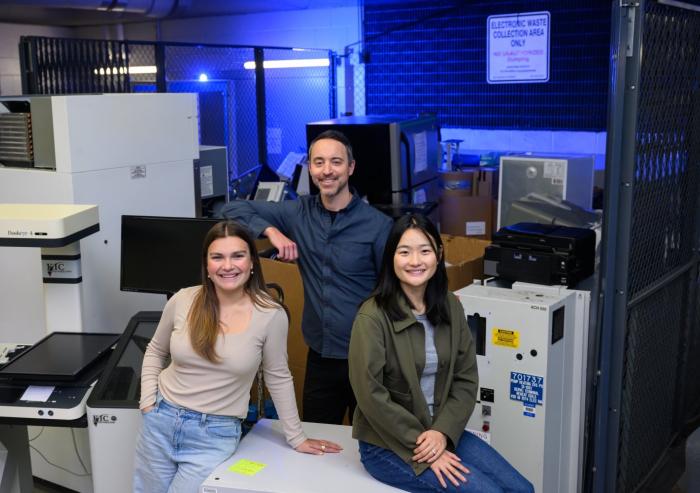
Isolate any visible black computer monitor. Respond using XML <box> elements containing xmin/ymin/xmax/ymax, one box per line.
<box><xmin>120</xmin><ymin>216</ymin><xmax>221</xmax><ymax>296</ymax></box>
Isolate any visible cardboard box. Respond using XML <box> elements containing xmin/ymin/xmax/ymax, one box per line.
<box><xmin>260</xmin><ymin>258</ymin><xmax>307</xmax><ymax>414</ymax></box>
<box><xmin>473</xmin><ymin>167</ymin><xmax>499</xmax><ymax>199</ymax></box>
<box><xmin>439</xmin><ymin>194</ymin><xmax>496</xmax><ymax>240</ymax></box>
<box><xmin>441</xmin><ymin>234</ymin><xmax>490</xmax><ymax>291</ymax></box>
<box><xmin>438</xmin><ymin>171</ymin><xmax>473</xmax><ymax>196</ymax></box>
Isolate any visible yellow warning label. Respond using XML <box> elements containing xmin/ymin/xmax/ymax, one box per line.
<box><xmin>492</xmin><ymin>328</ymin><xmax>519</xmax><ymax>348</ymax></box>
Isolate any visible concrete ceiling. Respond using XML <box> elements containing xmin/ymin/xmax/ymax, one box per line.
<box><xmin>0</xmin><ymin>0</ymin><xmax>389</xmax><ymax>27</ymax></box>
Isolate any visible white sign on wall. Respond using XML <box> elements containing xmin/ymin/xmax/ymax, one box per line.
<box><xmin>487</xmin><ymin>11</ymin><xmax>550</xmax><ymax>84</ymax></box>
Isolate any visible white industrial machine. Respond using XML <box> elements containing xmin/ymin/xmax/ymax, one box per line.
<box><xmin>0</xmin><ymin>93</ymin><xmax>199</xmax><ymax>341</ymax></box>
<box><xmin>0</xmin><ymin>204</ymin><xmax>118</xmax><ymax>493</ymax></box>
<box><xmin>0</xmin><ymin>93</ymin><xmax>199</xmax><ymax>492</ymax></box>
<box><xmin>498</xmin><ymin>154</ymin><xmax>595</xmax><ymax>229</ymax></box>
<box><xmin>455</xmin><ymin>282</ymin><xmax>590</xmax><ymax>493</ymax></box>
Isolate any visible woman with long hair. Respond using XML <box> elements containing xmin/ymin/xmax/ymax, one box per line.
<box><xmin>349</xmin><ymin>214</ymin><xmax>533</xmax><ymax>492</ymax></box>
<box><xmin>134</xmin><ymin>220</ymin><xmax>341</xmax><ymax>492</ymax></box>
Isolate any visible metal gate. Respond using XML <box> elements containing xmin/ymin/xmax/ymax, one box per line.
<box><xmin>590</xmin><ymin>1</ymin><xmax>700</xmax><ymax>491</ymax></box>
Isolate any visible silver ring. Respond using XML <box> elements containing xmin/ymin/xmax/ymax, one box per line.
<box><xmin>321</xmin><ymin>443</ymin><xmax>326</xmax><ymax>451</ymax></box>
<box><xmin>431</xmin><ymin>448</ymin><xmax>437</xmax><ymax>455</ymax></box>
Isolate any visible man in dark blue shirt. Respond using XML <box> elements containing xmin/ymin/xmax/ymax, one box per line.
<box><xmin>221</xmin><ymin>130</ymin><xmax>392</xmax><ymax>424</ymax></box>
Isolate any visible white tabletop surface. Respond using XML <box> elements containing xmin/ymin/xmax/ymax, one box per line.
<box><xmin>200</xmin><ymin>419</ymin><xmax>402</xmax><ymax>493</ymax></box>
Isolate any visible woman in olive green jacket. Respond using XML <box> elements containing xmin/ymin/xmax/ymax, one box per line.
<box><xmin>349</xmin><ymin>214</ymin><xmax>533</xmax><ymax>492</ymax></box>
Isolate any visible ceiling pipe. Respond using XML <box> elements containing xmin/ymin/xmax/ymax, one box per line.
<box><xmin>3</xmin><ymin>0</ymin><xmax>183</xmax><ymax>18</ymax></box>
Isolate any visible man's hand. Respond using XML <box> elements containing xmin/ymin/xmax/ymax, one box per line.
<box><xmin>264</xmin><ymin>227</ymin><xmax>298</xmax><ymax>261</ymax></box>
<box><xmin>413</xmin><ymin>429</ymin><xmax>447</xmax><ymax>463</ymax></box>
<box><xmin>429</xmin><ymin>450</ymin><xmax>470</xmax><ymax>488</ymax></box>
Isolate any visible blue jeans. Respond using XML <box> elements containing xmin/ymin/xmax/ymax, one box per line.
<box><xmin>359</xmin><ymin>432</ymin><xmax>534</xmax><ymax>493</ymax></box>
<box><xmin>133</xmin><ymin>393</ymin><xmax>242</xmax><ymax>493</ymax></box>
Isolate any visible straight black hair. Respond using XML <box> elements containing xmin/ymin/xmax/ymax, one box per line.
<box><xmin>373</xmin><ymin>213</ymin><xmax>450</xmax><ymax>327</ymax></box>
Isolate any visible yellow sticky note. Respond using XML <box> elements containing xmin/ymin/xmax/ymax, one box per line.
<box><xmin>228</xmin><ymin>459</ymin><xmax>267</xmax><ymax>476</ymax></box>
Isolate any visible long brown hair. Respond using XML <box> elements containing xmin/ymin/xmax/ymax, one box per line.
<box><xmin>188</xmin><ymin>220</ymin><xmax>279</xmax><ymax>362</ymax></box>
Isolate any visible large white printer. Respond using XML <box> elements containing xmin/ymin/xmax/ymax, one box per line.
<box><xmin>455</xmin><ymin>282</ymin><xmax>590</xmax><ymax>493</ymax></box>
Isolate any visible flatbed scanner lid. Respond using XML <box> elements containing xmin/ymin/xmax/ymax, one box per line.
<box><xmin>0</xmin><ymin>332</ymin><xmax>118</xmax><ymax>382</ymax></box>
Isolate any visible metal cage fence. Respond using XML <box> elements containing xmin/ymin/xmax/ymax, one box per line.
<box><xmin>260</xmin><ymin>47</ymin><xmax>335</xmax><ymax>171</ymax></box>
<box><xmin>162</xmin><ymin>44</ymin><xmax>259</xmax><ymax>179</ymax></box>
<box><xmin>18</xmin><ymin>36</ymin><xmax>336</xmax><ymax>192</ymax></box>
<box><xmin>627</xmin><ymin>3</ymin><xmax>700</xmax><ymax>299</ymax></box>
<box><xmin>20</xmin><ymin>36</ymin><xmax>130</xmax><ymax>94</ymax></box>
<box><xmin>593</xmin><ymin>1</ymin><xmax>700</xmax><ymax>492</ymax></box>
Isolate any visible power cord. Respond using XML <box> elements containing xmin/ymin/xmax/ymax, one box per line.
<box><xmin>29</xmin><ymin>445</ymin><xmax>91</xmax><ymax>477</ymax></box>
<box><xmin>28</xmin><ymin>428</ymin><xmax>92</xmax><ymax>477</ymax></box>
<box><xmin>28</xmin><ymin>427</ymin><xmax>44</xmax><ymax>442</ymax></box>
<box><xmin>71</xmin><ymin>428</ymin><xmax>91</xmax><ymax>475</ymax></box>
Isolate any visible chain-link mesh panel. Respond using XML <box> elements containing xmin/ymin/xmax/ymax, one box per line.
<box><xmin>21</xmin><ymin>36</ymin><xmax>129</xmax><ymax>94</ymax></box>
<box><xmin>628</xmin><ymin>2</ymin><xmax>700</xmax><ymax>297</ymax></box>
<box><xmin>344</xmin><ymin>47</ymin><xmax>366</xmax><ymax>116</ymax></box>
<box><xmin>163</xmin><ymin>45</ymin><xmax>258</xmax><ymax>180</ymax></box>
<box><xmin>359</xmin><ymin>1</ymin><xmax>611</xmax><ymax>130</ymax></box>
<box><xmin>127</xmin><ymin>42</ymin><xmax>157</xmax><ymax>91</ymax></box>
<box><xmin>261</xmin><ymin>48</ymin><xmax>334</xmax><ymax>171</ymax></box>
<box><xmin>617</xmin><ymin>274</ymin><xmax>688</xmax><ymax>492</ymax></box>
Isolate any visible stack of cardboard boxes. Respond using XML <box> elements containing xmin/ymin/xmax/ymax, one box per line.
<box><xmin>439</xmin><ymin>167</ymin><xmax>498</xmax><ymax>240</ymax></box>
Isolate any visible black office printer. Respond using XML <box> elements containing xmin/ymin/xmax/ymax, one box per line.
<box><xmin>484</xmin><ymin>223</ymin><xmax>595</xmax><ymax>287</ymax></box>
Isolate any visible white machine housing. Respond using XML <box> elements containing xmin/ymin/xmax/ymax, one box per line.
<box><xmin>455</xmin><ymin>283</ymin><xmax>589</xmax><ymax>493</ymax></box>
<box><xmin>497</xmin><ymin>154</ymin><xmax>594</xmax><ymax>229</ymax></box>
<box><xmin>0</xmin><ymin>93</ymin><xmax>199</xmax><ymax>340</ymax></box>
<box><xmin>0</xmin><ymin>204</ymin><xmax>98</xmax><ymax>242</ymax></box>
<box><xmin>87</xmin><ymin>406</ymin><xmax>142</xmax><ymax>492</ymax></box>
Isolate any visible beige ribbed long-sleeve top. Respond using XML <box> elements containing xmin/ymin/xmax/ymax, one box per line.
<box><xmin>139</xmin><ymin>286</ymin><xmax>306</xmax><ymax>448</ymax></box>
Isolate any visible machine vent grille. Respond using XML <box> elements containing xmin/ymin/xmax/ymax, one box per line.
<box><xmin>0</xmin><ymin>112</ymin><xmax>33</xmax><ymax>167</ymax></box>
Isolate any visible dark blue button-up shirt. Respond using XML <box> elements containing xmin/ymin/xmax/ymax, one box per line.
<box><xmin>221</xmin><ymin>194</ymin><xmax>392</xmax><ymax>359</ymax></box>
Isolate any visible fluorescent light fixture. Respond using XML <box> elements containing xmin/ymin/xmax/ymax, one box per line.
<box><xmin>92</xmin><ymin>65</ymin><xmax>157</xmax><ymax>75</ymax></box>
<box><xmin>129</xmin><ymin>65</ymin><xmax>158</xmax><ymax>74</ymax></box>
<box><xmin>243</xmin><ymin>58</ymin><xmax>330</xmax><ymax>70</ymax></box>
<box><xmin>198</xmin><ymin>73</ymin><xmax>209</xmax><ymax>82</ymax></box>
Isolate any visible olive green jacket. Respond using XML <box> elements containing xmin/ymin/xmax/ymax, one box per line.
<box><xmin>348</xmin><ymin>293</ymin><xmax>478</xmax><ymax>475</ymax></box>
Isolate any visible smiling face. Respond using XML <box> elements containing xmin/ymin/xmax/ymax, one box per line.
<box><xmin>308</xmin><ymin>137</ymin><xmax>355</xmax><ymax>203</ymax></box>
<box><xmin>393</xmin><ymin>228</ymin><xmax>439</xmax><ymax>293</ymax></box>
<box><xmin>206</xmin><ymin>236</ymin><xmax>252</xmax><ymax>295</ymax></box>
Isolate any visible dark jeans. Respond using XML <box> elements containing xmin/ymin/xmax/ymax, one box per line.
<box><xmin>302</xmin><ymin>348</ymin><xmax>356</xmax><ymax>424</ymax></box>
<box><xmin>359</xmin><ymin>432</ymin><xmax>534</xmax><ymax>493</ymax></box>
